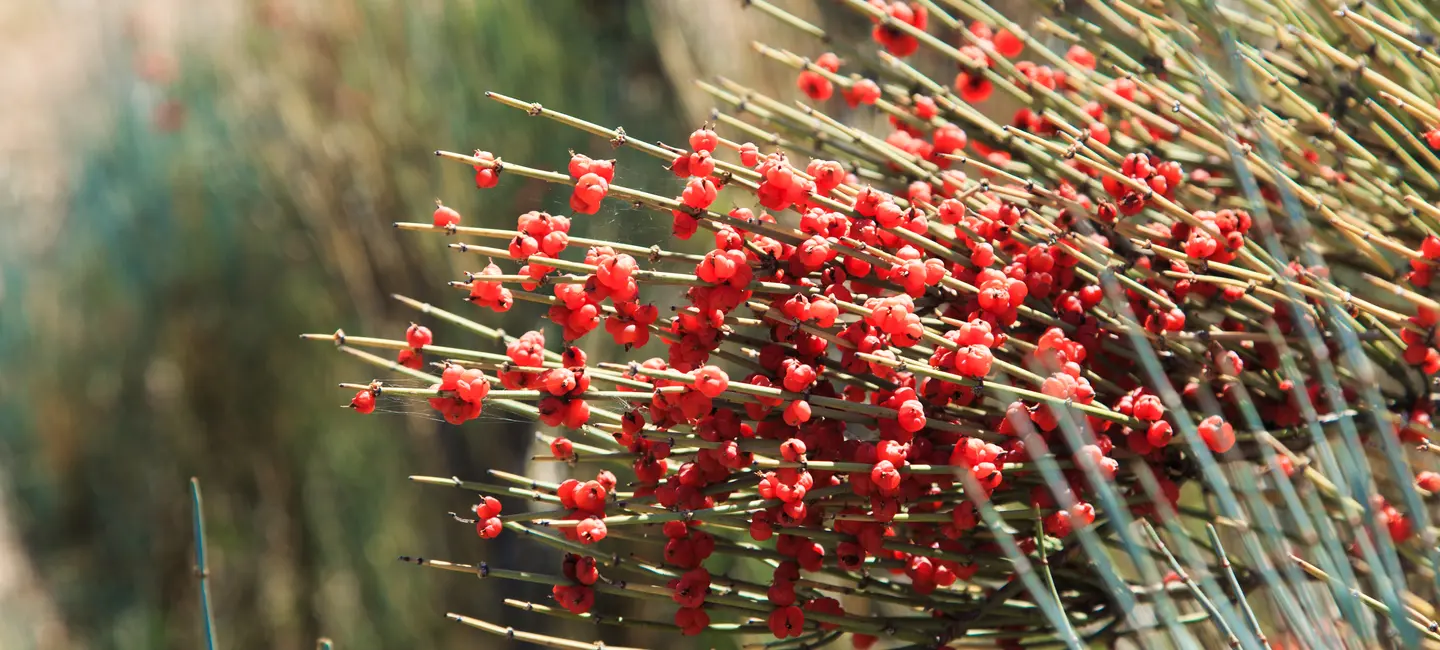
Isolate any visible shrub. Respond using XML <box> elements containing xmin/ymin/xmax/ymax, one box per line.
<box><xmin>312</xmin><ymin>1</ymin><xmax>1440</xmax><ymax>647</ymax></box>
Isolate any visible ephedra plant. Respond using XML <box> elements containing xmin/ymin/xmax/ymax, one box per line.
<box><xmin>304</xmin><ymin>0</ymin><xmax>1440</xmax><ymax>647</ymax></box>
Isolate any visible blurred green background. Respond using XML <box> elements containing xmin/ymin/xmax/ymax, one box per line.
<box><xmin>0</xmin><ymin>0</ymin><xmax>819</xmax><ymax>648</ymax></box>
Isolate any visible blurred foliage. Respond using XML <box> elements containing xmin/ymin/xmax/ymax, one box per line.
<box><xmin>0</xmin><ymin>1</ymin><xmax>688</xmax><ymax>648</ymax></box>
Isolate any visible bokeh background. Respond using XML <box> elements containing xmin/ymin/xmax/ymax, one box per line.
<box><xmin>0</xmin><ymin>1</ymin><xmax>828</xmax><ymax>648</ymax></box>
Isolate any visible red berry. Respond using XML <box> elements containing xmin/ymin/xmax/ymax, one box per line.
<box><xmin>1197</xmin><ymin>415</ymin><xmax>1235</xmax><ymax>454</ymax></box>
<box><xmin>475</xmin><ymin>496</ymin><xmax>502</xmax><ymax>519</ymax></box>
<box><xmin>816</xmin><ymin>52</ymin><xmax>841</xmax><ymax>73</ymax></box>
<box><xmin>576</xmin><ymin>517</ymin><xmax>608</xmax><ymax>544</ymax></box>
<box><xmin>689</xmin><ymin>128</ymin><xmax>719</xmax><ymax>153</ymax></box>
<box><xmin>897</xmin><ymin>400</ymin><xmax>926</xmax><ymax>432</ymax></box>
<box><xmin>473</xmin><ymin>151</ymin><xmax>500</xmax><ymax>188</ymax></box>
<box><xmin>870</xmin><ymin>460</ymin><xmax>902</xmax><ymax>495</ymax></box>
<box><xmin>476</xmin><ymin>517</ymin><xmax>503</xmax><ymax>539</ymax></box>
<box><xmin>432</xmin><ymin>204</ymin><xmax>461</xmax><ymax>228</ymax></box>
<box><xmin>992</xmin><ymin>29</ymin><xmax>1024</xmax><ymax>57</ymax></box>
<box><xmin>551</xmin><ymin>437</ymin><xmax>576</xmax><ymax>460</ymax></box>
<box><xmin>457</xmin><ymin>369</ymin><xmax>491</xmax><ymax>403</ymax></box>
<box><xmin>1066</xmin><ymin>45</ymin><xmax>1096</xmax><ymax>70</ymax></box>
<box><xmin>739</xmin><ymin>142</ymin><xmax>761</xmax><ymax>167</ymax></box>
<box><xmin>1146</xmin><ymin>420</ymin><xmax>1174</xmax><ymax>448</ymax></box>
<box><xmin>564</xmin><ymin>552</ymin><xmax>599</xmax><ymax>585</ymax></box>
<box><xmin>1134</xmin><ymin>395</ymin><xmax>1164</xmax><ymax>421</ymax></box>
<box><xmin>767</xmin><ymin>605</ymin><xmax>806</xmax><ymax>639</ymax></box>
<box><xmin>798</xmin><ymin>70</ymin><xmax>834</xmax><ymax>101</ymax></box>
<box><xmin>768</xmin><ymin>579</ymin><xmax>797</xmax><ymax>607</ymax></box>
<box><xmin>1427</xmin><ymin>128</ymin><xmax>1440</xmax><ymax>151</ymax></box>
<box><xmin>552</xmin><ymin>584</ymin><xmax>594</xmax><ymax>614</ymax></box>
<box><xmin>350</xmin><ymin>390</ymin><xmax>376</xmax><ymax>414</ymax></box>
<box><xmin>574</xmin><ymin>480</ymin><xmax>608</xmax><ymax>514</ymax></box>
<box><xmin>1273</xmin><ymin>454</ymin><xmax>1296</xmax><ymax>478</ymax></box>
<box><xmin>876</xmin><ymin>439</ymin><xmax>907</xmax><ymax>465</ymax></box>
<box><xmin>1423</xmin><ymin>235</ymin><xmax>1440</xmax><ymax>260</ymax></box>
<box><xmin>955</xmin><ymin>72</ymin><xmax>994</xmax><ymax>103</ymax></box>
<box><xmin>1088</xmin><ymin>121</ymin><xmax>1111</xmax><ymax>145</ymax></box>
<box><xmin>397</xmin><ymin>348</ymin><xmax>423</xmax><ymax>370</ymax></box>
<box><xmin>932</xmin><ymin>124</ymin><xmax>967</xmax><ymax>155</ymax></box>
<box><xmin>681</xmin><ymin>177</ymin><xmax>718</xmax><ymax>209</ymax></box>
<box><xmin>784</xmin><ymin>400</ymin><xmax>813</xmax><ymax>425</ymax></box>
<box><xmin>571</xmin><ymin>173</ymin><xmax>610</xmax><ymax>215</ymax></box>
<box><xmin>675</xmin><ymin>606</ymin><xmax>709</xmax><ymax>636</ymax></box>
<box><xmin>780</xmin><ymin>438</ymin><xmax>807</xmax><ymax>462</ymax></box>
<box><xmin>405</xmin><ymin>323</ymin><xmax>433</xmax><ymax>349</ymax></box>
<box><xmin>843</xmin><ymin>78</ymin><xmax>882</xmax><ymax>107</ymax></box>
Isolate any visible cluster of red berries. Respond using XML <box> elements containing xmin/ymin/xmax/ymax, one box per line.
<box><xmin>1408</xmin><ymin>234</ymin><xmax>1440</xmax><ymax>288</ymax></box>
<box><xmin>538</xmin><ymin>373</ymin><xmax>593</xmax><ymax>431</ymax></box>
<box><xmin>669</xmin><ymin>565</ymin><xmax>712</xmax><ymax>635</ymax></box>
<box><xmin>326</xmin><ymin>1</ymin><xmax>1440</xmax><ymax>642</ymax></box>
<box><xmin>1114</xmin><ymin>388</ymin><xmax>1174</xmax><ymax>455</ymax></box>
<box><xmin>551</xmin><ymin>552</ymin><xmax>600</xmax><ymax>616</ymax></box>
<box><xmin>468</xmin><ymin>262</ymin><xmax>515</xmax><ymax>312</ymax></box>
<box><xmin>560</xmin><ymin>484</ymin><xmax>610</xmax><ymax>548</ymax></box>
<box><xmin>396</xmin><ymin>323</ymin><xmax>432</xmax><ymax>370</ymax></box>
<box><xmin>569</xmin><ymin>153</ymin><xmax>614</xmax><ymax>214</ymax></box>
<box><xmin>1402</xmin><ymin>304</ymin><xmax>1440</xmax><ymax>374</ymax></box>
<box><xmin>428</xmin><ymin>132</ymin><xmax>1256</xmax><ymax>636</ymax></box>
<box><xmin>1102</xmin><ymin>153</ymin><xmax>1183</xmax><ymax>216</ymax></box>
<box><xmin>472</xmin><ymin>151</ymin><xmax>499</xmax><ymax>189</ymax></box>
<box><xmin>496</xmin><ymin>330</ymin><xmax>545</xmax><ymax>387</ymax></box>
<box><xmin>866</xmin><ymin>1</ymin><xmax>925</xmax><ymax>57</ymax></box>
<box><xmin>428</xmin><ymin>362</ymin><xmax>491</xmax><ymax>425</ymax></box>
<box><xmin>1175</xmin><ymin>209</ymin><xmax>1253</xmax><ymax>264</ymax></box>
<box><xmin>666</xmin><ymin>129</ymin><xmax>724</xmax><ymax>237</ymax></box>
<box><xmin>797</xmin><ymin>53</ymin><xmax>841</xmax><ymax>101</ymax></box>
<box><xmin>754</xmin><ymin>153</ymin><xmax>821</xmax><ymax>214</ymax></box>
<box><xmin>953</xmin><ymin>52</ymin><xmax>993</xmax><ymax>105</ymax></box>
<box><xmin>474</xmin><ymin>495</ymin><xmax>503</xmax><ymax>539</ymax></box>
<box><xmin>511</xmin><ymin>210</ymin><xmax>571</xmax><ymax>280</ymax></box>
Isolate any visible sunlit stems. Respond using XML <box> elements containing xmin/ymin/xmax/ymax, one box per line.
<box><xmin>298</xmin><ymin>0</ymin><xmax>1440</xmax><ymax>644</ymax></box>
<box><xmin>838</xmin><ymin>0</ymin><xmax>1027</xmax><ymax>102</ymax></box>
<box><xmin>435</xmin><ymin>150</ymin><xmax>715</xmax><ymax>227</ymax></box>
<box><xmin>751</xmin><ymin>42</ymin><xmax>932</xmax><ymax>140</ymax></box>
<box><xmin>484</xmin><ymin>92</ymin><xmax>859</xmax><ymax>216</ymax></box>
<box><xmin>484</xmin><ymin>91</ymin><xmax>764</xmax><ymax>187</ymax></box>
<box><xmin>852</xmin><ymin>350</ymin><xmax>1140</xmax><ymax>427</ymax></box>
<box><xmin>446</xmin><ymin>242</ymin><xmax>810</xmax><ymax>294</ymax></box>
<box><xmin>388</xmin><ymin>294</ymin><xmax>565</xmax><ymax>366</ymax></box>
<box><xmin>1291</xmin><ymin>554</ymin><xmax>1440</xmax><ymax>643</ymax></box>
<box><xmin>1146</xmin><ymin>241</ymin><xmax>1423</xmax><ymax>334</ymax></box>
<box><xmin>498</xmin><ymin>597</ymin><xmax>768</xmax><ymax>635</ymax></box>
<box><xmin>412</xmin><ymin>556</ymin><xmax>933</xmax><ymax>642</ymax></box>
<box><xmin>336</xmin><ymin>383</ymin><xmax>681</xmax><ymax>403</ymax></box>
<box><xmin>411</xmin><ymin>475</ymin><xmax>567</xmax><ymax>507</ymax></box>
<box><xmin>447</xmin><ymin>610</ymin><xmax>646</xmax><ymax>650</ymax></box>
<box><xmin>394</xmin><ymin>222</ymin><xmax>706</xmax><ymax>264</ymax></box>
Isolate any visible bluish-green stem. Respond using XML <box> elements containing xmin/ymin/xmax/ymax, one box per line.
<box><xmin>190</xmin><ymin>477</ymin><xmax>217</xmax><ymax>650</ymax></box>
<box><xmin>1177</xmin><ymin>4</ymin><xmax>1429</xmax><ymax>644</ymax></box>
<box><xmin>1207</xmin><ymin>524</ymin><xmax>1271</xmax><ymax>650</ymax></box>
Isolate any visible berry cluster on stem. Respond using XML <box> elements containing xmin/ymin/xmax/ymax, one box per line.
<box><xmin>305</xmin><ymin>0</ymin><xmax>1440</xmax><ymax>647</ymax></box>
